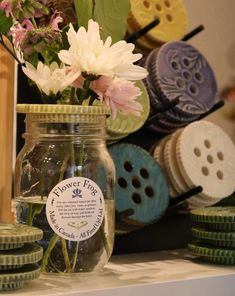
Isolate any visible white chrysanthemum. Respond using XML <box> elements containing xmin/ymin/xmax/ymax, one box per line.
<box><xmin>22</xmin><ymin>62</ymin><xmax>80</xmax><ymax>95</ymax></box>
<box><xmin>58</xmin><ymin>20</ymin><xmax>148</xmax><ymax>80</ymax></box>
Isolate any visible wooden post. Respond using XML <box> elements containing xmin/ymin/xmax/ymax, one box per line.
<box><xmin>0</xmin><ymin>44</ymin><xmax>15</xmax><ymax>223</ymax></box>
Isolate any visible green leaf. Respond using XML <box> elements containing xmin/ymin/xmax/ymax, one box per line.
<box><xmin>73</xmin><ymin>0</ymin><xmax>93</xmax><ymax>29</ymax></box>
<box><xmin>0</xmin><ymin>10</ymin><xmax>13</xmax><ymax>34</ymax></box>
<box><xmin>93</xmin><ymin>0</ymin><xmax>131</xmax><ymax>43</ymax></box>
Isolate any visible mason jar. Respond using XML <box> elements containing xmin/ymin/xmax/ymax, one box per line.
<box><xmin>14</xmin><ymin>104</ymin><xmax>115</xmax><ymax>273</ymax></box>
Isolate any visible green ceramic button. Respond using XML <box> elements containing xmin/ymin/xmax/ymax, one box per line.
<box><xmin>0</xmin><ymin>243</ymin><xmax>24</xmax><ymax>251</ymax></box>
<box><xmin>191</xmin><ymin>207</ymin><xmax>235</xmax><ymax>223</ymax></box>
<box><xmin>191</xmin><ymin>207</ymin><xmax>235</xmax><ymax>231</ymax></box>
<box><xmin>0</xmin><ymin>243</ymin><xmax>43</xmax><ymax>266</ymax></box>
<box><xmin>0</xmin><ymin>264</ymin><xmax>23</xmax><ymax>271</ymax></box>
<box><xmin>0</xmin><ymin>281</ymin><xmax>23</xmax><ymax>291</ymax></box>
<box><xmin>188</xmin><ymin>241</ymin><xmax>235</xmax><ymax>265</ymax></box>
<box><xmin>192</xmin><ymin>227</ymin><xmax>235</xmax><ymax>248</ymax></box>
<box><xmin>0</xmin><ymin>223</ymin><xmax>43</xmax><ymax>244</ymax></box>
<box><xmin>0</xmin><ymin>264</ymin><xmax>40</xmax><ymax>291</ymax></box>
<box><xmin>106</xmin><ymin>80</ymin><xmax>150</xmax><ymax>136</ymax></box>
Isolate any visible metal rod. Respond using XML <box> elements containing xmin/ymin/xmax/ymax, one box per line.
<box><xmin>116</xmin><ymin>208</ymin><xmax>134</xmax><ymax>221</ymax></box>
<box><xmin>169</xmin><ymin>186</ymin><xmax>203</xmax><ymax>207</ymax></box>
<box><xmin>126</xmin><ymin>19</ymin><xmax>160</xmax><ymax>43</ymax></box>
<box><xmin>181</xmin><ymin>25</ymin><xmax>205</xmax><ymax>42</ymax></box>
<box><xmin>197</xmin><ymin>100</ymin><xmax>225</xmax><ymax>120</ymax></box>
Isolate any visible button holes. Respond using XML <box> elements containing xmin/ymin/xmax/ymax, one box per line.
<box><xmin>189</xmin><ymin>84</ymin><xmax>197</xmax><ymax>95</ymax></box>
<box><xmin>195</xmin><ymin>72</ymin><xmax>203</xmax><ymax>82</ymax></box>
<box><xmin>145</xmin><ymin>187</ymin><xmax>154</xmax><ymax>198</ymax></box>
<box><xmin>155</xmin><ymin>3</ymin><xmax>162</xmax><ymax>11</ymax></box>
<box><xmin>140</xmin><ymin>168</ymin><xmax>149</xmax><ymax>179</ymax></box>
<box><xmin>193</xmin><ymin>147</ymin><xmax>201</xmax><ymax>157</ymax></box>
<box><xmin>124</xmin><ymin>161</ymin><xmax>133</xmax><ymax>172</ymax></box>
<box><xmin>171</xmin><ymin>61</ymin><xmax>180</xmax><ymax>71</ymax></box>
<box><xmin>143</xmin><ymin>0</ymin><xmax>150</xmax><ymax>8</ymax></box>
<box><xmin>176</xmin><ymin>79</ymin><xmax>184</xmax><ymax>89</ymax></box>
<box><xmin>118</xmin><ymin>177</ymin><xmax>127</xmax><ymax>189</ymax></box>
<box><xmin>217</xmin><ymin>151</ymin><xmax>224</xmax><ymax>161</ymax></box>
<box><xmin>132</xmin><ymin>177</ymin><xmax>141</xmax><ymax>189</ymax></box>
<box><xmin>216</xmin><ymin>170</ymin><xmax>224</xmax><ymax>180</ymax></box>
<box><xmin>182</xmin><ymin>58</ymin><xmax>190</xmax><ymax>67</ymax></box>
<box><xmin>183</xmin><ymin>71</ymin><xmax>191</xmax><ymax>81</ymax></box>
<box><xmin>207</xmin><ymin>155</ymin><xmax>214</xmax><ymax>164</ymax></box>
<box><xmin>164</xmin><ymin>0</ymin><xmax>171</xmax><ymax>8</ymax></box>
<box><xmin>201</xmin><ymin>166</ymin><xmax>209</xmax><ymax>176</ymax></box>
<box><xmin>204</xmin><ymin>139</ymin><xmax>211</xmax><ymax>149</ymax></box>
<box><xmin>132</xmin><ymin>193</ymin><xmax>142</xmax><ymax>204</ymax></box>
<box><xmin>166</xmin><ymin>14</ymin><xmax>173</xmax><ymax>22</ymax></box>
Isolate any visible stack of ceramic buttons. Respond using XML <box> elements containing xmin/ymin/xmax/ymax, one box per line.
<box><xmin>151</xmin><ymin>120</ymin><xmax>235</xmax><ymax>208</ymax></box>
<box><xmin>0</xmin><ymin>223</ymin><xmax>43</xmax><ymax>291</ymax></box>
<box><xmin>189</xmin><ymin>207</ymin><xmax>235</xmax><ymax>265</ymax></box>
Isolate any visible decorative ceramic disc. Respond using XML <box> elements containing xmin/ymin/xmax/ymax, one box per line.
<box><xmin>153</xmin><ymin>42</ymin><xmax>217</xmax><ymax>117</ymax></box>
<box><xmin>192</xmin><ymin>227</ymin><xmax>235</xmax><ymax>248</ymax></box>
<box><xmin>188</xmin><ymin>241</ymin><xmax>235</xmax><ymax>265</ymax></box>
<box><xmin>0</xmin><ymin>223</ymin><xmax>43</xmax><ymax>244</ymax></box>
<box><xmin>175</xmin><ymin>121</ymin><xmax>235</xmax><ymax>199</ymax></box>
<box><xmin>0</xmin><ymin>264</ymin><xmax>40</xmax><ymax>291</ymax></box>
<box><xmin>163</xmin><ymin>129</ymin><xmax>188</xmax><ymax>194</ymax></box>
<box><xmin>109</xmin><ymin>143</ymin><xmax>169</xmax><ymax>229</ymax></box>
<box><xmin>106</xmin><ymin>80</ymin><xmax>150</xmax><ymax>136</ymax></box>
<box><xmin>129</xmin><ymin>0</ymin><xmax>188</xmax><ymax>44</ymax></box>
<box><xmin>191</xmin><ymin>207</ymin><xmax>235</xmax><ymax>224</ymax></box>
<box><xmin>0</xmin><ymin>243</ymin><xmax>43</xmax><ymax>266</ymax></box>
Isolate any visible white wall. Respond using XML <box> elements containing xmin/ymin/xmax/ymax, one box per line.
<box><xmin>184</xmin><ymin>0</ymin><xmax>235</xmax><ymax>141</ymax></box>
<box><xmin>184</xmin><ymin>0</ymin><xmax>235</xmax><ymax>91</ymax></box>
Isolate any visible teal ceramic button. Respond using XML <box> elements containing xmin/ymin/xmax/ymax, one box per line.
<box><xmin>109</xmin><ymin>143</ymin><xmax>169</xmax><ymax>231</ymax></box>
<box><xmin>106</xmin><ymin>80</ymin><xmax>150</xmax><ymax>137</ymax></box>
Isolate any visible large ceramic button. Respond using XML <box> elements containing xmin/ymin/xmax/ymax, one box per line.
<box><xmin>0</xmin><ymin>223</ymin><xmax>43</xmax><ymax>246</ymax></box>
<box><xmin>106</xmin><ymin>80</ymin><xmax>150</xmax><ymax>139</ymax></box>
<box><xmin>176</xmin><ymin>121</ymin><xmax>235</xmax><ymax>200</ymax></box>
<box><xmin>0</xmin><ymin>264</ymin><xmax>40</xmax><ymax>291</ymax></box>
<box><xmin>128</xmin><ymin>0</ymin><xmax>188</xmax><ymax>44</ymax></box>
<box><xmin>188</xmin><ymin>241</ymin><xmax>235</xmax><ymax>265</ymax></box>
<box><xmin>153</xmin><ymin>42</ymin><xmax>217</xmax><ymax>117</ymax></box>
<box><xmin>109</xmin><ymin>143</ymin><xmax>169</xmax><ymax>231</ymax></box>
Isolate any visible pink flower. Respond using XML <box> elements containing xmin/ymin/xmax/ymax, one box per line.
<box><xmin>0</xmin><ymin>0</ymin><xmax>12</xmax><ymax>17</ymax></box>
<box><xmin>50</xmin><ymin>11</ymin><xmax>63</xmax><ymax>31</ymax></box>
<box><xmin>10</xmin><ymin>19</ymin><xmax>34</xmax><ymax>47</ymax></box>
<box><xmin>91</xmin><ymin>76</ymin><xmax>143</xmax><ymax>119</ymax></box>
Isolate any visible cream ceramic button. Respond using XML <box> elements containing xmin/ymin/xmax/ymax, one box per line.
<box><xmin>151</xmin><ymin>134</ymin><xmax>178</xmax><ymax>197</ymax></box>
<box><xmin>176</xmin><ymin>120</ymin><xmax>235</xmax><ymax>199</ymax></box>
<box><xmin>129</xmin><ymin>0</ymin><xmax>188</xmax><ymax>44</ymax></box>
<box><xmin>163</xmin><ymin>129</ymin><xmax>188</xmax><ymax>195</ymax></box>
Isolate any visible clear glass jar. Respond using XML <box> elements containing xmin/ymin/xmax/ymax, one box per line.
<box><xmin>14</xmin><ymin>104</ymin><xmax>115</xmax><ymax>273</ymax></box>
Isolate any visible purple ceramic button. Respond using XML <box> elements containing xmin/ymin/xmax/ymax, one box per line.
<box><xmin>151</xmin><ymin>41</ymin><xmax>217</xmax><ymax>116</ymax></box>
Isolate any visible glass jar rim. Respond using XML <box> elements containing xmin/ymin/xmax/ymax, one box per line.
<box><xmin>16</xmin><ymin>104</ymin><xmax>111</xmax><ymax>115</ymax></box>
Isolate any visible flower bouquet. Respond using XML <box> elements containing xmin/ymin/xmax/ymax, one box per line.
<box><xmin>0</xmin><ymin>0</ymin><xmax>148</xmax><ymax>273</ymax></box>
